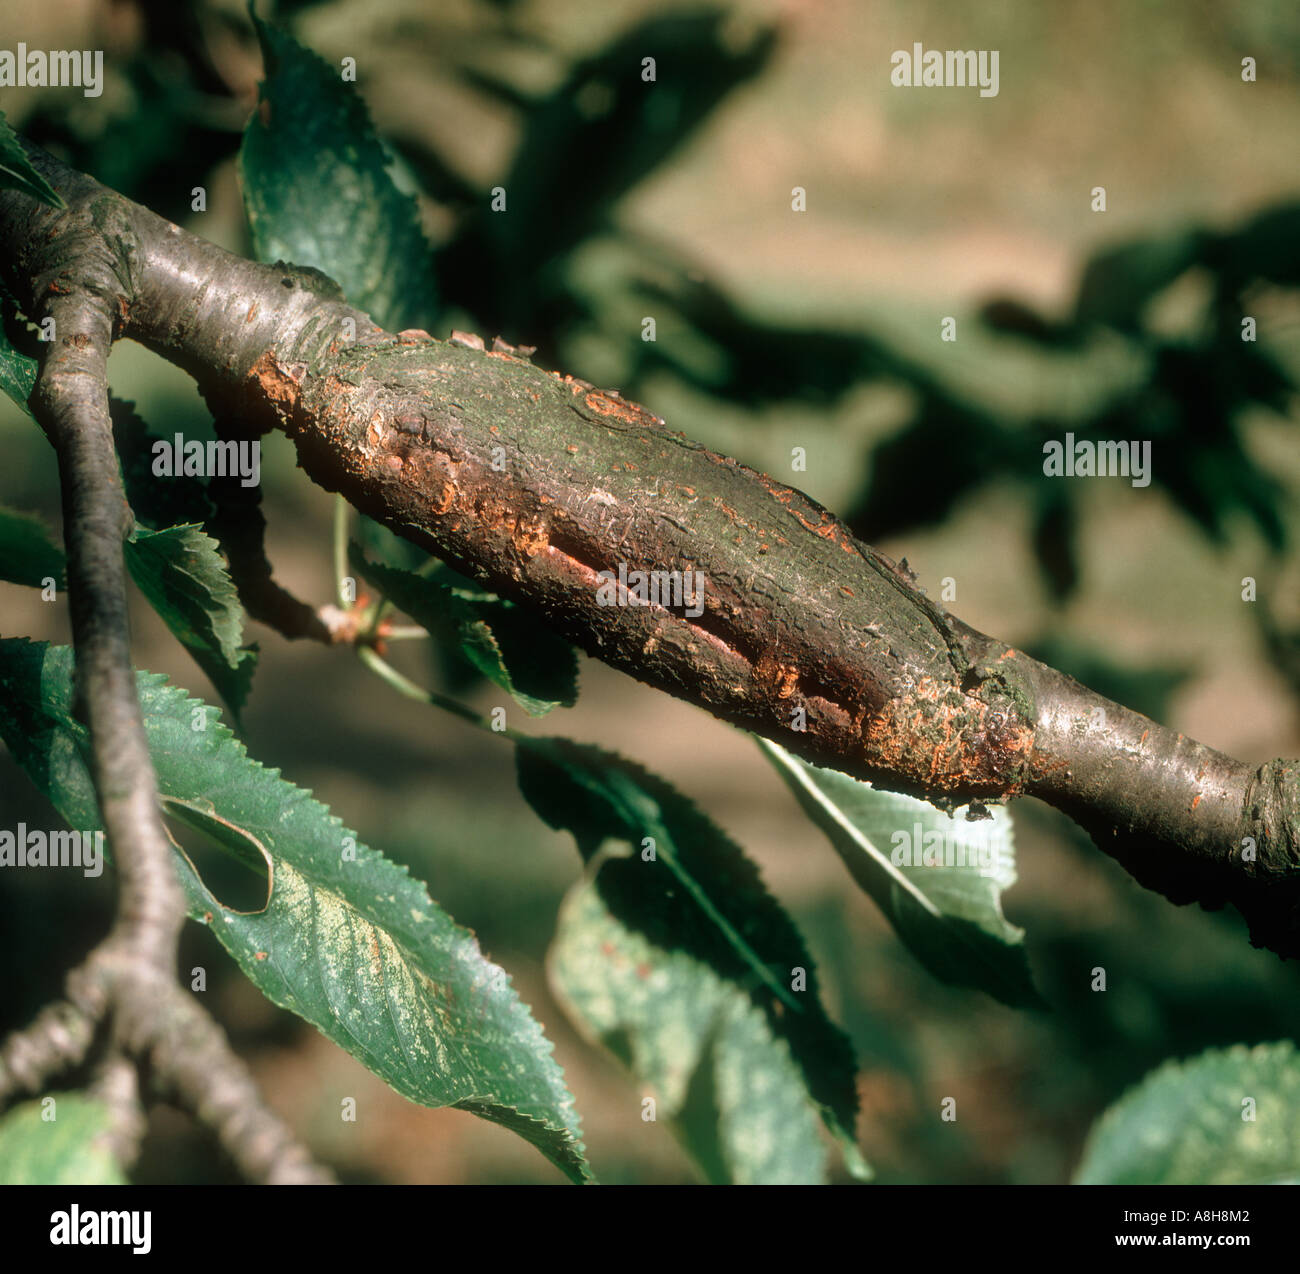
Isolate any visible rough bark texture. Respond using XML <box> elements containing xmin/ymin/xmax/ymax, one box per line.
<box><xmin>3</xmin><ymin>144</ymin><xmax>1299</xmax><ymax>961</ymax></box>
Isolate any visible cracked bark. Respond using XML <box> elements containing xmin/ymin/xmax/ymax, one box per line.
<box><xmin>2</xmin><ymin>143</ymin><xmax>1298</xmax><ymax>964</ymax></box>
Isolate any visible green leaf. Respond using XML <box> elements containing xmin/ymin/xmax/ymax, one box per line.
<box><xmin>110</xmin><ymin>400</ymin><xmax>213</xmax><ymax>532</ymax></box>
<box><xmin>0</xmin><ymin>110</ymin><xmax>65</xmax><ymax>209</ymax></box>
<box><xmin>468</xmin><ymin>598</ymin><xmax>581</xmax><ymax>710</ymax></box>
<box><xmin>124</xmin><ymin>523</ymin><xmax>257</xmax><ymax>720</ymax></box>
<box><xmin>0</xmin><ymin>297</ymin><xmax>38</xmax><ymax>416</ymax></box>
<box><xmin>552</xmin><ymin>878</ymin><xmax>855</xmax><ymax>1184</ymax></box>
<box><xmin>1075</xmin><ymin>1042</ymin><xmax>1300</xmax><ymax>1185</ymax></box>
<box><xmin>240</xmin><ymin>10</ymin><xmax>438</xmax><ymax>331</ymax></box>
<box><xmin>517</xmin><ymin>735</ymin><xmax>864</xmax><ymax>1181</ymax></box>
<box><xmin>0</xmin><ymin>1095</ymin><xmax>125</xmax><ymax>1185</ymax></box>
<box><xmin>350</xmin><ymin>544</ymin><xmax>577</xmax><ymax>716</ymax></box>
<box><xmin>0</xmin><ymin>639</ymin><xmax>592</xmax><ymax>1185</ymax></box>
<box><xmin>109</xmin><ymin>406</ymin><xmax>245</xmax><ymax>713</ymax></box>
<box><xmin>759</xmin><ymin>739</ymin><xmax>1040</xmax><ymax>1009</ymax></box>
<box><xmin>0</xmin><ymin>505</ymin><xmax>64</xmax><ymax>588</ymax></box>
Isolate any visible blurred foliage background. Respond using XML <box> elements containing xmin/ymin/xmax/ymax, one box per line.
<box><xmin>1</xmin><ymin>0</ymin><xmax>1299</xmax><ymax>1182</ymax></box>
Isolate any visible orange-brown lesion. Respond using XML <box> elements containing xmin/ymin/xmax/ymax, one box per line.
<box><xmin>429</xmin><ymin>479</ymin><xmax>456</xmax><ymax>515</ymax></box>
<box><xmin>248</xmin><ymin>349</ymin><xmax>304</xmax><ymax>415</ymax></box>
<box><xmin>757</xmin><ymin>474</ymin><xmax>859</xmax><ymax>554</ymax></box>
<box><xmin>755</xmin><ymin>649</ymin><xmax>800</xmax><ymax>700</ymax></box>
<box><xmin>862</xmin><ymin>675</ymin><xmax>1035</xmax><ymax>796</ymax></box>
<box><xmin>511</xmin><ymin>516</ymin><xmax>550</xmax><ymax>558</ymax></box>
<box><xmin>583</xmin><ymin>389</ymin><xmax>653</xmax><ymax>426</ymax></box>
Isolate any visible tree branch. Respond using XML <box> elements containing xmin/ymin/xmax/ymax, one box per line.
<box><xmin>3</xmin><ymin>142</ymin><xmax>1298</xmax><ymax>962</ymax></box>
<box><xmin>138</xmin><ymin>981</ymin><xmax>335</xmax><ymax>1185</ymax></box>
<box><xmin>0</xmin><ymin>145</ymin><xmax>334</xmax><ymax>1182</ymax></box>
<box><xmin>38</xmin><ymin>302</ymin><xmax>185</xmax><ymax>969</ymax></box>
<box><xmin>0</xmin><ymin>969</ymin><xmax>107</xmax><ymax>1103</ymax></box>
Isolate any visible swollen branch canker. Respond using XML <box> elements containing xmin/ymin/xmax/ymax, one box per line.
<box><xmin>3</xmin><ymin>144</ymin><xmax>1299</xmax><ymax>960</ymax></box>
<box><xmin>235</xmin><ymin>331</ymin><xmax>1300</xmax><ymax>959</ymax></box>
<box><xmin>247</xmin><ymin>334</ymin><xmax>1037</xmax><ymax>800</ymax></box>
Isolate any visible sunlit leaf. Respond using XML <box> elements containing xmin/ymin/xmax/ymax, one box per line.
<box><xmin>1076</xmin><ymin>1042</ymin><xmax>1300</xmax><ymax>1185</ymax></box>
<box><xmin>760</xmin><ymin>740</ymin><xmax>1040</xmax><ymax>1009</ymax></box>
<box><xmin>0</xmin><ymin>639</ymin><xmax>592</xmax><ymax>1184</ymax></box>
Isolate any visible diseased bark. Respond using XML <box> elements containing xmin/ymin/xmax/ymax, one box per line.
<box><xmin>3</xmin><ymin>144</ymin><xmax>1299</xmax><ymax>960</ymax></box>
